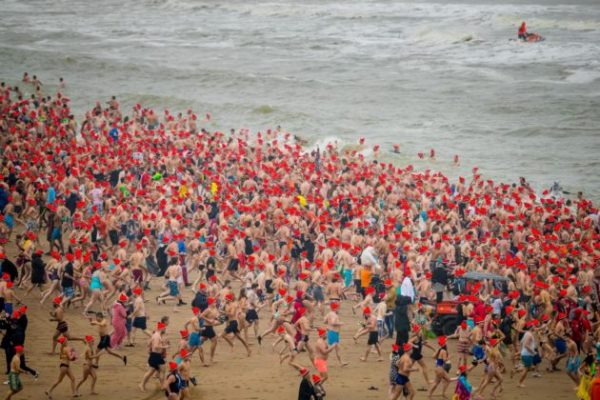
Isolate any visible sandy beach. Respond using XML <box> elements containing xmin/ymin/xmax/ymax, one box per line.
<box><xmin>6</xmin><ymin>278</ymin><xmax>578</xmax><ymax>400</ymax></box>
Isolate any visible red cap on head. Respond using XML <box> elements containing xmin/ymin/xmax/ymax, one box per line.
<box><xmin>169</xmin><ymin>361</ymin><xmax>178</xmax><ymax>371</ymax></box>
<box><xmin>277</xmin><ymin>326</ymin><xmax>286</xmax><ymax>334</ymax></box>
<box><xmin>53</xmin><ymin>296</ymin><xmax>63</xmax><ymax>305</ymax></box>
<box><xmin>132</xmin><ymin>287</ymin><xmax>143</xmax><ymax>296</ymax></box>
<box><xmin>118</xmin><ymin>293</ymin><xmax>128</xmax><ymax>302</ymax></box>
<box><xmin>438</xmin><ymin>336</ymin><xmax>447</xmax><ymax>346</ymax></box>
<box><xmin>180</xmin><ymin>348</ymin><xmax>189</xmax><ymax>358</ymax></box>
<box><xmin>363</xmin><ymin>307</ymin><xmax>371</xmax><ymax>315</ymax></box>
<box><xmin>330</xmin><ymin>302</ymin><xmax>339</xmax><ymax>310</ymax></box>
<box><xmin>157</xmin><ymin>322</ymin><xmax>166</xmax><ymax>331</ymax></box>
<box><xmin>392</xmin><ymin>344</ymin><xmax>400</xmax><ymax>352</ymax></box>
<box><xmin>299</xmin><ymin>368</ymin><xmax>309</xmax><ymax>376</ymax></box>
<box><xmin>85</xmin><ymin>335</ymin><xmax>94</xmax><ymax>343</ymax></box>
<box><xmin>403</xmin><ymin>343</ymin><xmax>413</xmax><ymax>352</ymax></box>
<box><xmin>312</xmin><ymin>374</ymin><xmax>321</xmax><ymax>384</ymax></box>
<box><xmin>57</xmin><ymin>336</ymin><xmax>66</xmax><ymax>344</ymax></box>
<box><xmin>180</xmin><ymin>330</ymin><xmax>189</xmax><ymax>338</ymax></box>
<box><xmin>459</xmin><ymin>365</ymin><xmax>468</xmax><ymax>373</ymax></box>
<box><xmin>14</xmin><ymin>345</ymin><xmax>23</xmax><ymax>353</ymax></box>
<box><xmin>317</xmin><ymin>328</ymin><xmax>327</xmax><ymax>337</ymax></box>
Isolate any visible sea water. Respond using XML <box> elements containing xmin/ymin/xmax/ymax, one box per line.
<box><xmin>1</xmin><ymin>0</ymin><xmax>599</xmax><ymax>197</ymax></box>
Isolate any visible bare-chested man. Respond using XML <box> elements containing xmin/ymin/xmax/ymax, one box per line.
<box><xmin>313</xmin><ymin>328</ymin><xmax>338</xmax><ymax>383</ymax></box>
<box><xmin>139</xmin><ymin>322</ymin><xmax>168</xmax><ymax>392</ymax></box>
<box><xmin>323</xmin><ymin>302</ymin><xmax>348</xmax><ymax>366</ymax></box>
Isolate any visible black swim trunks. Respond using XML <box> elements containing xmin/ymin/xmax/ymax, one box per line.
<box><xmin>148</xmin><ymin>352</ymin><xmax>165</xmax><ymax>370</ymax></box>
<box><xmin>97</xmin><ymin>335</ymin><xmax>111</xmax><ymax>350</ymax></box>
<box><xmin>245</xmin><ymin>309</ymin><xmax>259</xmax><ymax>323</ymax></box>
<box><xmin>133</xmin><ymin>316</ymin><xmax>147</xmax><ymax>330</ymax></box>
<box><xmin>225</xmin><ymin>320</ymin><xmax>239</xmax><ymax>334</ymax></box>
<box><xmin>367</xmin><ymin>331</ymin><xmax>379</xmax><ymax>345</ymax></box>
<box><xmin>201</xmin><ymin>326</ymin><xmax>216</xmax><ymax>339</ymax></box>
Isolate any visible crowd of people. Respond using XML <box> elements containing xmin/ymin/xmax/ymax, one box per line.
<box><xmin>0</xmin><ymin>73</ymin><xmax>599</xmax><ymax>400</ymax></box>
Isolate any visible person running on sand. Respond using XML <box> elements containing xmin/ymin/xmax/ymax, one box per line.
<box><xmin>46</xmin><ymin>336</ymin><xmax>77</xmax><ymax>399</ymax></box>
<box><xmin>157</xmin><ymin>259</ymin><xmax>186</xmax><ymax>308</ymax></box>
<box><xmin>140</xmin><ymin>322</ymin><xmax>168</xmax><ymax>392</ymax></box>
<box><xmin>83</xmin><ymin>264</ymin><xmax>107</xmax><ymax>316</ymax></box>
<box><xmin>407</xmin><ymin>324</ymin><xmax>435</xmax><ymax>385</ymax></box>
<box><xmin>5</xmin><ymin>345</ymin><xmax>24</xmax><ymax>400</ymax></box>
<box><xmin>429</xmin><ymin>336</ymin><xmax>452</xmax><ymax>398</ymax></box>
<box><xmin>199</xmin><ymin>297</ymin><xmax>220</xmax><ymax>364</ymax></box>
<box><xmin>353</xmin><ymin>307</ymin><xmax>382</xmax><ymax>362</ymax></box>
<box><xmin>87</xmin><ymin>312</ymin><xmax>127</xmax><ymax>365</ymax></box>
<box><xmin>74</xmin><ymin>336</ymin><xmax>102</xmax><ymax>396</ymax></box>
<box><xmin>294</xmin><ymin>306</ymin><xmax>315</xmax><ymax>362</ymax></box>
<box><xmin>183</xmin><ymin>307</ymin><xmax>207</xmax><ymax>366</ymax></box>
<box><xmin>130</xmin><ymin>287</ymin><xmax>150</xmax><ymax>344</ymax></box>
<box><xmin>518</xmin><ymin>322</ymin><xmax>538</xmax><ymax>388</ymax></box>
<box><xmin>323</xmin><ymin>302</ymin><xmax>348</xmax><ymax>366</ymax></box>
<box><xmin>49</xmin><ymin>297</ymin><xmax>83</xmax><ymax>354</ymax></box>
<box><xmin>313</xmin><ymin>328</ymin><xmax>338</xmax><ymax>383</ymax></box>
<box><xmin>475</xmin><ymin>338</ymin><xmax>504</xmax><ymax>399</ymax></box>
<box><xmin>450</xmin><ymin>320</ymin><xmax>472</xmax><ymax>367</ymax></box>
<box><xmin>277</xmin><ymin>325</ymin><xmax>303</xmax><ymax>368</ymax></box>
<box><xmin>391</xmin><ymin>343</ymin><xmax>419</xmax><ymax>400</ymax></box>
<box><xmin>220</xmin><ymin>293</ymin><xmax>251</xmax><ymax>357</ymax></box>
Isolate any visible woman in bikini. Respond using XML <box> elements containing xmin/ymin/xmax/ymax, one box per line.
<box><xmin>40</xmin><ymin>258</ymin><xmax>62</xmax><ymax>305</ymax></box>
<box><xmin>428</xmin><ymin>336</ymin><xmax>452</xmax><ymax>398</ymax></box>
<box><xmin>46</xmin><ymin>336</ymin><xmax>77</xmax><ymax>399</ymax></box>
<box><xmin>475</xmin><ymin>338</ymin><xmax>504</xmax><ymax>399</ymax></box>
<box><xmin>75</xmin><ymin>336</ymin><xmax>102</xmax><ymax>396</ymax></box>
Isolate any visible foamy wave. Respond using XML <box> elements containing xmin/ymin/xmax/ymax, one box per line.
<box><xmin>564</xmin><ymin>69</ymin><xmax>600</xmax><ymax>84</ymax></box>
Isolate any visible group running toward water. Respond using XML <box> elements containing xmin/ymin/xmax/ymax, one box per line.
<box><xmin>0</xmin><ymin>73</ymin><xmax>599</xmax><ymax>400</ymax></box>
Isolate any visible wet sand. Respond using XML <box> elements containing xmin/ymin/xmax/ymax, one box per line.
<box><xmin>12</xmin><ymin>279</ymin><xmax>576</xmax><ymax>400</ymax></box>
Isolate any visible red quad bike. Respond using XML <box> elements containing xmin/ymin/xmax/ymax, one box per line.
<box><xmin>431</xmin><ymin>271</ymin><xmax>509</xmax><ymax>336</ymax></box>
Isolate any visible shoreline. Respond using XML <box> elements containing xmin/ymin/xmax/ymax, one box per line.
<box><xmin>0</xmin><ymin>78</ymin><xmax>598</xmax><ymax>400</ymax></box>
